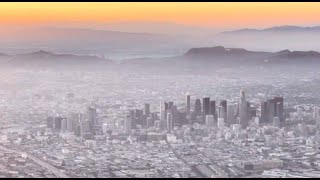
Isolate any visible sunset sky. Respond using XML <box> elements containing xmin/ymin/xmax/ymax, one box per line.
<box><xmin>1</xmin><ymin>2</ymin><xmax>320</xmax><ymax>29</ymax></box>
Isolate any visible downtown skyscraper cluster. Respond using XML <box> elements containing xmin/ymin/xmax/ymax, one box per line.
<box><xmin>125</xmin><ymin>90</ymin><xmax>285</xmax><ymax>134</ymax></box>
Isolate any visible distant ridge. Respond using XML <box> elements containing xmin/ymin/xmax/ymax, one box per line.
<box><xmin>183</xmin><ymin>46</ymin><xmax>320</xmax><ymax>63</ymax></box>
<box><xmin>184</xmin><ymin>46</ymin><xmax>262</xmax><ymax>56</ymax></box>
<box><xmin>2</xmin><ymin>46</ymin><xmax>320</xmax><ymax>68</ymax></box>
<box><xmin>0</xmin><ymin>53</ymin><xmax>8</xmax><ymax>56</ymax></box>
<box><xmin>0</xmin><ymin>50</ymin><xmax>112</xmax><ymax>68</ymax></box>
<box><xmin>273</xmin><ymin>50</ymin><xmax>320</xmax><ymax>59</ymax></box>
<box><xmin>222</xmin><ymin>25</ymin><xmax>320</xmax><ymax>34</ymax></box>
<box><xmin>15</xmin><ymin>50</ymin><xmax>110</xmax><ymax>61</ymax></box>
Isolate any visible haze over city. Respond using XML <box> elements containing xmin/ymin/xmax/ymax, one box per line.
<box><xmin>1</xmin><ymin>2</ymin><xmax>320</xmax><ymax>178</ymax></box>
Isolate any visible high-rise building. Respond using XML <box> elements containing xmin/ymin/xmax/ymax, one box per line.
<box><xmin>186</xmin><ymin>94</ymin><xmax>191</xmax><ymax>116</ymax></box>
<box><xmin>129</xmin><ymin>110</ymin><xmax>136</xmax><ymax>129</ymax></box>
<box><xmin>274</xmin><ymin>97</ymin><xmax>284</xmax><ymax>123</ymax></box>
<box><xmin>260</xmin><ymin>101</ymin><xmax>268</xmax><ymax>123</ymax></box>
<box><xmin>74</xmin><ymin>114</ymin><xmax>84</xmax><ymax>137</ymax></box>
<box><xmin>313</xmin><ymin>106</ymin><xmax>320</xmax><ymax>126</ymax></box>
<box><xmin>261</xmin><ymin>97</ymin><xmax>284</xmax><ymax>126</ymax></box>
<box><xmin>154</xmin><ymin>120</ymin><xmax>161</xmax><ymax>129</ymax></box>
<box><xmin>67</xmin><ymin>114</ymin><xmax>74</xmax><ymax>133</ymax></box>
<box><xmin>88</xmin><ymin>107</ymin><xmax>98</xmax><ymax>126</ymax></box>
<box><xmin>164</xmin><ymin>102</ymin><xmax>169</xmax><ymax>111</ymax></box>
<box><xmin>205</xmin><ymin>115</ymin><xmax>215</xmax><ymax>127</ymax></box>
<box><xmin>239</xmin><ymin>90</ymin><xmax>248</xmax><ymax>129</ymax></box>
<box><xmin>246</xmin><ymin>102</ymin><xmax>251</xmax><ymax>120</ymax></box>
<box><xmin>220</xmin><ymin>100</ymin><xmax>227</xmax><ymax>124</ymax></box>
<box><xmin>61</xmin><ymin>118</ymin><xmax>67</xmax><ymax>133</ymax></box>
<box><xmin>168</xmin><ymin>102</ymin><xmax>174</xmax><ymax>110</ymax></box>
<box><xmin>54</xmin><ymin>117</ymin><xmax>63</xmax><ymax>130</ymax></box>
<box><xmin>132</xmin><ymin>109</ymin><xmax>144</xmax><ymax>127</ymax></box>
<box><xmin>80</xmin><ymin>117</ymin><xmax>92</xmax><ymax>140</ymax></box>
<box><xmin>249</xmin><ymin>107</ymin><xmax>257</xmax><ymax>121</ymax></box>
<box><xmin>210</xmin><ymin>100</ymin><xmax>216</xmax><ymax>118</ymax></box>
<box><xmin>202</xmin><ymin>97</ymin><xmax>210</xmax><ymax>117</ymax></box>
<box><xmin>217</xmin><ymin>118</ymin><xmax>224</xmax><ymax>129</ymax></box>
<box><xmin>273</xmin><ymin>117</ymin><xmax>280</xmax><ymax>127</ymax></box>
<box><xmin>227</xmin><ymin>104</ymin><xmax>236</xmax><ymax>126</ymax></box>
<box><xmin>144</xmin><ymin>103</ymin><xmax>150</xmax><ymax>117</ymax></box>
<box><xmin>160</xmin><ymin>101</ymin><xmax>167</xmax><ymax>129</ymax></box>
<box><xmin>254</xmin><ymin>117</ymin><xmax>260</xmax><ymax>126</ymax></box>
<box><xmin>297</xmin><ymin>107</ymin><xmax>303</xmax><ymax>120</ymax></box>
<box><xmin>46</xmin><ymin>117</ymin><xmax>54</xmax><ymax>129</ymax></box>
<box><xmin>146</xmin><ymin>117</ymin><xmax>153</xmax><ymax>128</ymax></box>
<box><xmin>167</xmin><ymin>112</ymin><xmax>173</xmax><ymax>133</ymax></box>
<box><xmin>125</xmin><ymin>115</ymin><xmax>132</xmax><ymax>135</ymax></box>
<box><xmin>267</xmin><ymin>99</ymin><xmax>275</xmax><ymax>123</ymax></box>
<box><xmin>194</xmin><ymin>99</ymin><xmax>202</xmax><ymax>116</ymax></box>
<box><xmin>218</xmin><ymin>106</ymin><xmax>225</xmax><ymax>120</ymax></box>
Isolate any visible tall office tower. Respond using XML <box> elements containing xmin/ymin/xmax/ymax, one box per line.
<box><xmin>129</xmin><ymin>110</ymin><xmax>136</xmax><ymax>129</ymax></box>
<box><xmin>194</xmin><ymin>99</ymin><xmax>202</xmax><ymax>116</ymax></box>
<box><xmin>217</xmin><ymin>118</ymin><xmax>225</xmax><ymax>129</ymax></box>
<box><xmin>69</xmin><ymin>113</ymin><xmax>82</xmax><ymax>133</ymax></box>
<box><xmin>227</xmin><ymin>104</ymin><xmax>236</xmax><ymax>126</ymax></box>
<box><xmin>218</xmin><ymin>106</ymin><xmax>225</xmax><ymax>119</ymax></box>
<box><xmin>239</xmin><ymin>90</ymin><xmax>248</xmax><ymax>129</ymax></box>
<box><xmin>186</xmin><ymin>94</ymin><xmax>191</xmax><ymax>116</ymax></box>
<box><xmin>210</xmin><ymin>100</ymin><xmax>216</xmax><ymax>117</ymax></box>
<box><xmin>154</xmin><ymin>120</ymin><xmax>161</xmax><ymax>129</ymax></box>
<box><xmin>167</xmin><ymin>112</ymin><xmax>173</xmax><ymax>133</ymax></box>
<box><xmin>135</xmin><ymin>109</ymin><xmax>144</xmax><ymax>125</ymax></box>
<box><xmin>297</xmin><ymin>107</ymin><xmax>303</xmax><ymax>120</ymax></box>
<box><xmin>74</xmin><ymin>115</ymin><xmax>81</xmax><ymax>136</ymax></box>
<box><xmin>144</xmin><ymin>103</ymin><xmax>150</xmax><ymax>117</ymax></box>
<box><xmin>164</xmin><ymin>102</ymin><xmax>169</xmax><ymax>111</ymax></box>
<box><xmin>249</xmin><ymin>108</ymin><xmax>257</xmax><ymax>120</ymax></box>
<box><xmin>151</xmin><ymin>112</ymin><xmax>158</xmax><ymax>121</ymax></box>
<box><xmin>66</xmin><ymin>114</ymin><xmax>75</xmax><ymax>133</ymax></box>
<box><xmin>254</xmin><ymin>117</ymin><xmax>260</xmax><ymax>126</ymax></box>
<box><xmin>313</xmin><ymin>106</ymin><xmax>320</xmax><ymax>126</ymax></box>
<box><xmin>125</xmin><ymin>115</ymin><xmax>132</xmax><ymax>135</ymax></box>
<box><xmin>160</xmin><ymin>101</ymin><xmax>167</xmax><ymax>129</ymax></box>
<box><xmin>274</xmin><ymin>97</ymin><xmax>284</xmax><ymax>123</ymax></box>
<box><xmin>73</xmin><ymin>113</ymin><xmax>85</xmax><ymax>137</ymax></box>
<box><xmin>171</xmin><ymin>105</ymin><xmax>178</xmax><ymax>125</ymax></box>
<box><xmin>168</xmin><ymin>102</ymin><xmax>174</xmax><ymax>110</ymax></box>
<box><xmin>54</xmin><ymin>117</ymin><xmax>63</xmax><ymax>130</ymax></box>
<box><xmin>220</xmin><ymin>100</ymin><xmax>227</xmax><ymax>123</ymax></box>
<box><xmin>80</xmin><ymin>118</ymin><xmax>92</xmax><ymax>140</ymax></box>
<box><xmin>267</xmin><ymin>99</ymin><xmax>275</xmax><ymax>123</ymax></box>
<box><xmin>260</xmin><ymin>101</ymin><xmax>268</xmax><ymax>123</ymax></box>
<box><xmin>205</xmin><ymin>115</ymin><xmax>215</xmax><ymax>127</ymax></box>
<box><xmin>46</xmin><ymin>117</ymin><xmax>54</xmax><ymax>129</ymax></box>
<box><xmin>61</xmin><ymin>118</ymin><xmax>67</xmax><ymax>133</ymax></box>
<box><xmin>246</xmin><ymin>102</ymin><xmax>251</xmax><ymax>120</ymax></box>
<box><xmin>275</xmin><ymin>102</ymin><xmax>281</xmax><ymax>121</ymax></box>
<box><xmin>88</xmin><ymin>107</ymin><xmax>98</xmax><ymax>126</ymax></box>
<box><xmin>236</xmin><ymin>117</ymin><xmax>240</xmax><ymax>124</ymax></box>
<box><xmin>146</xmin><ymin>117</ymin><xmax>153</xmax><ymax>128</ymax></box>
<box><xmin>202</xmin><ymin>97</ymin><xmax>211</xmax><ymax>117</ymax></box>
<box><xmin>273</xmin><ymin>117</ymin><xmax>280</xmax><ymax>128</ymax></box>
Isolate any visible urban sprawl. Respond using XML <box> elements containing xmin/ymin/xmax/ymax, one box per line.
<box><xmin>1</xmin><ymin>90</ymin><xmax>320</xmax><ymax>178</ymax></box>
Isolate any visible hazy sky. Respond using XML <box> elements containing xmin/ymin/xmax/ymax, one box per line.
<box><xmin>1</xmin><ymin>2</ymin><xmax>320</xmax><ymax>30</ymax></box>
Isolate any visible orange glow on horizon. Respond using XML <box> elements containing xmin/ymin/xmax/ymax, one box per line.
<box><xmin>1</xmin><ymin>2</ymin><xmax>320</xmax><ymax>29</ymax></box>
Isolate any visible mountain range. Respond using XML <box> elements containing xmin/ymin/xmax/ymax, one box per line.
<box><xmin>0</xmin><ymin>50</ymin><xmax>111</xmax><ymax>68</ymax></box>
<box><xmin>222</xmin><ymin>25</ymin><xmax>320</xmax><ymax>34</ymax></box>
<box><xmin>212</xmin><ymin>25</ymin><xmax>320</xmax><ymax>52</ymax></box>
<box><xmin>184</xmin><ymin>46</ymin><xmax>320</xmax><ymax>62</ymax></box>
<box><xmin>1</xmin><ymin>45</ymin><xmax>320</xmax><ymax>68</ymax></box>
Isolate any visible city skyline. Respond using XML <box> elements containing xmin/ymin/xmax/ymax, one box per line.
<box><xmin>1</xmin><ymin>2</ymin><xmax>320</xmax><ymax>178</ymax></box>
